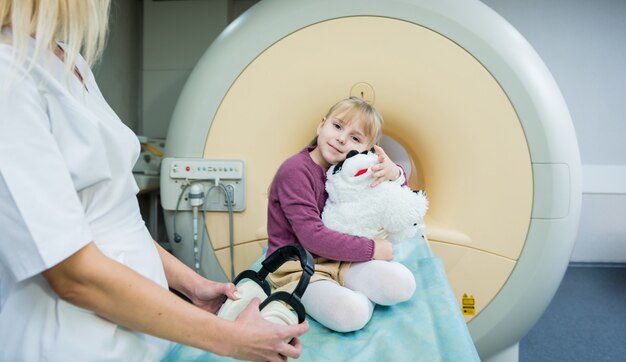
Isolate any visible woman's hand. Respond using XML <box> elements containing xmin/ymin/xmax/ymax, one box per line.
<box><xmin>230</xmin><ymin>299</ymin><xmax>309</xmax><ymax>362</ymax></box>
<box><xmin>370</xmin><ymin>145</ymin><xmax>402</xmax><ymax>187</ymax></box>
<box><xmin>190</xmin><ymin>279</ymin><xmax>239</xmax><ymax>314</ymax></box>
<box><xmin>373</xmin><ymin>239</ymin><xmax>393</xmax><ymax>261</ymax></box>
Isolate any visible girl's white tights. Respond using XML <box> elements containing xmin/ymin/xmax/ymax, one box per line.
<box><xmin>301</xmin><ymin>260</ymin><xmax>416</xmax><ymax>332</ymax></box>
<box><xmin>301</xmin><ymin>280</ymin><xmax>374</xmax><ymax>333</ymax></box>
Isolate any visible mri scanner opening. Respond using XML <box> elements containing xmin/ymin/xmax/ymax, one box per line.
<box><xmin>160</xmin><ymin>1</ymin><xmax>581</xmax><ymax>361</ymax></box>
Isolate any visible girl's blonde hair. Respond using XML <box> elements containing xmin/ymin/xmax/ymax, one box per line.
<box><xmin>0</xmin><ymin>0</ymin><xmax>111</xmax><ymax>79</ymax></box>
<box><xmin>311</xmin><ymin>96</ymin><xmax>384</xmax><ymax>149</ymax></box>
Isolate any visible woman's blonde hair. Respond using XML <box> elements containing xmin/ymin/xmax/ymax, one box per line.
<box><xmin>311</xmin><ymin>96</ymin><xmax>384</xmax><ymax>149</ymax></box>
<box><xmin>0</xmin><ymin>0</ymin><xmax>111</xmax><ymax>78</ymax></box>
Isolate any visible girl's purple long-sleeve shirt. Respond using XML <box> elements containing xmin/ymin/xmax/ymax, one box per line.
<box><xmin>266</xmin><ymin>146</ymin><xmax>375</xmax><ymax>261</ymax></box>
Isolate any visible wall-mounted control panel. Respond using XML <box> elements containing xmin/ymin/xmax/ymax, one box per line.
<box><xmin>161</xmin><ymin>158</ymin><xmax>246</xmax><ymax>212</ymax></box>
<box><xmin>169</xmin><ymin>159</ymin><xmax>244</xmax><ymax>180</ymax></box>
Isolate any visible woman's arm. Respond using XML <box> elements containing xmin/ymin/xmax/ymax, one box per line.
<box><xmin>42</xmin><ymin>242</ymin><xmax>308</xmax><ymax>362</ymax></box>
<box><xmin>154</xmin><ymin>242</ymin><xmax>237</xmax><ymax>313</ymax></box>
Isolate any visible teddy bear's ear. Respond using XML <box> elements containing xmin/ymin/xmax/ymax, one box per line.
<box><xmin>332</xmin><ymin>154</ymin><xmax>351</xmax><ymax>175</ymax></box>
<box><xmin>360</xmin><ymin>150</ymin><xmax>368</xmax><ymax>155</ymax></box>
<box><xmin>331</xmin><ymin>163</ymin><xmax>342</xmax><ymax>175</ymax></box>
<box><xmin>346</xmin><ymin>150</ymin><xmax>359</xmax><ymax>159</ymax></box>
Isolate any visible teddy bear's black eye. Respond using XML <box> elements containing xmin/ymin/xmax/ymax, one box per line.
<box><xmin>413</xmin><ymin>223</ymin><xmax>418</xmax><ymax>226</ymax></box>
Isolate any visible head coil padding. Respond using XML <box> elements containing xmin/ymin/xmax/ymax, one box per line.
<box><xmin>217</xmin><ymin>279</ymin><xmax>269</xmax><ymax>321</ymax></box>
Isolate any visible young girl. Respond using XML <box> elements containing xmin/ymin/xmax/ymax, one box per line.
<box><xmin>267</xmin><ymin>97</ymin><xmax>416</xmax><ymax>332</ymax></box>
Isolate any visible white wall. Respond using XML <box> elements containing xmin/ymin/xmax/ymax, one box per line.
<box><xmin>94</xmin><ymin>0</ymin><xmax>141</xmax><ymax>131</ymax></box>
<box><xmin>141</xmin><ymin>0</ymin><xmax>229</xmax><ymax>138</ymax></box>
<box><xmin>480</xmin><ymin>0</ymin><xmax>626</xmax><ymax>262</ymax></box>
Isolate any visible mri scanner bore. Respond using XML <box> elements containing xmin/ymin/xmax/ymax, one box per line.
<box><xmin>161</xmin><ymin>0</ymin><xmax>581</xmax><ymax>360</ymax></box>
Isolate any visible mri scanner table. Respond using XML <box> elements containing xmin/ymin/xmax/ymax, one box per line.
<box><xmin>163</xmin><ymin>235</ymin><xmax>480</xmax><ymax>362</ymax></box>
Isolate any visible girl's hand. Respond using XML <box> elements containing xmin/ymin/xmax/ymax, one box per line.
<box><xmin>190</xmin><ymin>279</ymin><xmax>239</xmax><ymax>314</ymax></box>
<box><xmin>370</xmin><ymin>145</ymin><xmax>402</xmax><ymax>187</ymax></box>
<box><xmin>373</xmin><ymin>239</ymin><xmax>393</xmax><ymax>261</ymax></box>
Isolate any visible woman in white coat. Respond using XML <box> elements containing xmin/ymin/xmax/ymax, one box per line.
<box><xmin>0</xmin><ymin>1</ymin><xmax>308</xmax><ymax>361</ymax></box>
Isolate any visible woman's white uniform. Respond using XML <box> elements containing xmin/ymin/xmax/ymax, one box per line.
<box><xmin>0</xmin><ymin>31</ymin><xmax>173</xmax><ymax>361</ymax></box>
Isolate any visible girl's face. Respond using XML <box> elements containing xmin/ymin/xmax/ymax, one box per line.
<box><xmin>310</xmin><ymin>112</ymin><xmax>372</xmax><ymax>170</ymax></box>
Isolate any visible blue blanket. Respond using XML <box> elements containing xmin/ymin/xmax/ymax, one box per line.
<box><xmin>163</xmin><ymin>236</ymin><xmax>480</xmax><ymax>361</ymax></box>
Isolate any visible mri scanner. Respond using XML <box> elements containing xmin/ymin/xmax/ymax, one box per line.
<box><xmin>160</xmin><ymin>0</ymin><xmax>581</xmax><ymax>360</ymax></box>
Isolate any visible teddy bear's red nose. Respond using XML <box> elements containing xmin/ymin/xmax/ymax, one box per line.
<box><xmin>354</xmin><ymin>168</ymin><xmax>368</xmax><ymax>177</ymax></box>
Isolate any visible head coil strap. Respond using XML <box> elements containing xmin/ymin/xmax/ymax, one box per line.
<box><xmin>232</xmin><ymin>269</ymin><xmax>272</xmax><ymax>296</ymax></box>
<box><xmin>259</xmin><ymin>291</ymin><xmax>307</xmax><ymax>323</ymax></box>
<box><xmin>257</xmin><ymin>244</ymin><xmax>315</xmax><ymax>323</ymax></box>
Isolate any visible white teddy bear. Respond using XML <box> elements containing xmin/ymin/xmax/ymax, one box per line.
<box><xmin>322</xmin><ymin>150</ymin><xmax>428</xmax><ymax>243</ymax></box>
